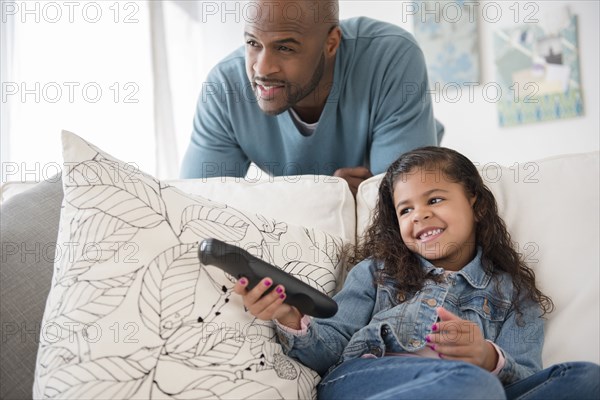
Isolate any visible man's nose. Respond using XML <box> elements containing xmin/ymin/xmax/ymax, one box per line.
<box><xmin>254</xmin><ymin>49</ymin><xmax>279</xmax><ymax>77</ymax></box>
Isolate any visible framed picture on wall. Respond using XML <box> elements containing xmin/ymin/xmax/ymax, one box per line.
<box><xmin>414</xmin><ymin>0</ymin><xmax>480</xmax><ymax>88</ymax></box>
<box><xmin>494</xmin><ymin>11</ymin><xmax>584</xmax><ymax>127</ymax></box>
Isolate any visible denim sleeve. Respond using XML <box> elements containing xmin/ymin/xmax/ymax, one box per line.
<box><xmin>275</xmin><ymin>260</ymin><xmax>377</xmax><ymax>375</ymax></box>
<box><xmin>494</xmin><ymin>299</ymin><xmax>544</xmax><ymax>385</ymax></box>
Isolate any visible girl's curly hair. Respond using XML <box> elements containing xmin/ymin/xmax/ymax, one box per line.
<box><xmin>353</xmin><ymin>147</ymin><xmax>553</xmax><ymax>320</ymax></box>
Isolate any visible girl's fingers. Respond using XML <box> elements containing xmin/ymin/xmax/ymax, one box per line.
<box><xmin>233</xmin><ymin>277</ymin><xmax>249</xmax><ymax>295</ymax></box>
<box><xmin>429</xmin><ymin>322</ymin><xmax>478</xmax><ymax>346</ymax></box>
<box><xmin>242</xmin><ymin>278</ymin><xmax>275</xmax><ymax>304</ymax></box>
<box><xmin>427</xmin><ymin>342</ymin><xmax>469</xmax><ymax>359</ymax></box>
<box><xmin>256</xmin><ymin>291</ymin><xmax>287</xmax><ymax>320</ymax></box>
<box><xmin>246</xmin><ymin>284</ymin><xmax>286</xmax><ymax>316</ymax></box>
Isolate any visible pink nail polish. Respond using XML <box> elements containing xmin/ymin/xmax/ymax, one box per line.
<box><xmin>425</xmin><ymin>335</ymin><xmax>431</xmax><ymax>343</ymax></box>
<box><xmin>276</xmin><ymin>286</ymin><xmax>283</xmax><ymax>294</ymax></box>
<box><xmin>438</xmin><ymin>353</ymin><xmax>443</xmax><ymax>359</ymax></box>
<box><xmin>431</xmin><ymin>345</ymin><xmax>436</xmax><ymax>351</ymax></box>
<box><xmin>280</xmin><ymin>293</ymin><xmax>285</xmax><ymax>299</ymax></box>
<box><xmin>264</xmin><ymin>280</ymin><xmax>272</xmax><ymax>287</ymax></box>
<box><xmin>239</xmin><ymin>278</ymin><xmax>247</xmax><ymax>285</ymax></box>
<box><xmin>431</xmin><ymin>324</ymin><xmax>437</xmax><ymax>332</ymax></box>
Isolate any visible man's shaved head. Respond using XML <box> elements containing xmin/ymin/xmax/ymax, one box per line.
<box><xmin>245</xmin><ymin>1</ymin><xmax>339</xmax><ymax>29</ymax></box>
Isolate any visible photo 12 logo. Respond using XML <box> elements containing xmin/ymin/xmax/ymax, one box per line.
<box><xmin>401</xmin><ymin>1</ymin><xmax>539</xmax><ymax>24</ymax></box>
<box><xmin>1</xmin><ymin>1</ymin><xmax>140</xmax><ymax>24</ymax></box>
<box><xmin>1</xmin><ymin>82</ymin><xmax>140</xmax><ymax>104</ymax></box>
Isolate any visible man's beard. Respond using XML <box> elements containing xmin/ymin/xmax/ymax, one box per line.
<box><xmin>258</xmin><ymin>53</ymin><xmax>326</xmax><ymax>116</ymax></box>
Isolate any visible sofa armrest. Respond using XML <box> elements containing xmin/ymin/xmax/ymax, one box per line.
<box><xmin>0</xmin><ymin>176</ymin><xmax>64</xmax><ymax>400</ymax></box>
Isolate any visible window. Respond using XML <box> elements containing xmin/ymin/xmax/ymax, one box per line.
<box><xmin>2</xmin><ymin>1</ymin><xmax>154</xmax><ymax>182</ymax></box>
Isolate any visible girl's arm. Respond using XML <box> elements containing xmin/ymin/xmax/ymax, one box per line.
<box><xmin>491</xmin><ymin>299</ymin><xmax>544</xmax><ymax>384</ymax></box>
<box><xmin>275</xmin><ymin>260</ymin><xmax>378</xmax><ymax>375</ymax></box>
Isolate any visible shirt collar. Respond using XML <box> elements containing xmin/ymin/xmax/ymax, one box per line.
<box><xmin>417</xmin><ymin>247</ymin><xmax>492</xmax><ymax>289</ymax></box>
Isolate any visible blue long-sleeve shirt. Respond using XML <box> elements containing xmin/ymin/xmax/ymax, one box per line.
<box><xmin>181</xmin><ymin>17</ymin><xmax>439</xmax><ymax>178</ymax></box>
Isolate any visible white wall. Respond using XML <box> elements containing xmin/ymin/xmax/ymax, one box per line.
<box><xmin>339</xmin><ymin>1</ymin><xmax>599</xmax><ymax>165</ymax></box>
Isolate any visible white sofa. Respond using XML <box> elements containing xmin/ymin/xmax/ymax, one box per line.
<box><xmin>1</xmin><ymin>148</ymin><xmax>598</xmax><ymax>399</ymax></box>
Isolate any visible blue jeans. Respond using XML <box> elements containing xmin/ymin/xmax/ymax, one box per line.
<box><xmin>504</xmin><ymin>361</ymin><xmax>600</xmax><ymax>400</ymax></box>
<box><xmin>317</xmin><ymin>357</ymin><xmax>600</xmax><ymax>400</ymax></box>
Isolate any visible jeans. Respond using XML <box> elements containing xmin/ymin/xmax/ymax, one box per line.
<box><xmin>504</xmin><ymin>361</ymin><xmax>600</xmax><ymax>400</ymax></box>
<box><xmin>317</xmin><ymin>357</ymin><xmax>600</xmax><ymax>400</ymax></box>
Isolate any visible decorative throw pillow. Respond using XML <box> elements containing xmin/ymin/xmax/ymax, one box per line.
<box><xmin>33</xmin><ymin>131</ymin><xmax>347</xmax><ymax>399</ymax></box>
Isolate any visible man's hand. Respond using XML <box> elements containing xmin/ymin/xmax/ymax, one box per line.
<box><xmin>426</xmin><ymin>307</ymin><xmax>499</xmax><ymax>371</ymax></box>
<box><xmin>334</xmin><ymin>167</ymin><xmax>373</xmax><ymax>196</ymax></box>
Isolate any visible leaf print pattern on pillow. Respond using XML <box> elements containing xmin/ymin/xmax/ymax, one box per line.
<box><xmin>34</xmin><ymin>131</ymin><xmax>347</xmax><ymax>399</ymax></box>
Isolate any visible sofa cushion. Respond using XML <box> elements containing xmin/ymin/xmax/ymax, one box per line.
<box><xmin>169</xmin><ymin>176</ymin><xmax>355</xmax><ymax>244</ymax></box>
<box><xmin>356</xmin><ymin>151</ymin><xmax>600</xmax><ymax>367</ymax></box>
<box><xmin>0</xmin><ymin>176</ymin><xmax>63</xmax><ymax>400</ymax></box>
<box><xmin>33</xmin><ymin>131</ymin><xmax>348</xmax><ymax>399</ymax></box>
<box><xmin>1</xmin><ymin>177</ymin><xmax>354</xmax><ymax>244</ymax></box>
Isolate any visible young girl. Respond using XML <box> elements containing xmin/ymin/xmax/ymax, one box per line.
<box><xmin>234</xmin><ymin>147</ymin><xmax>599</xmax><ymax>399</ymax></box>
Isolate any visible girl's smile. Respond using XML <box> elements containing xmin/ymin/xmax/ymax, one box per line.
<box><xmin>415</xmin><ymin>227</ymin><xmax>445</xmax><ymax>242</ymax></box>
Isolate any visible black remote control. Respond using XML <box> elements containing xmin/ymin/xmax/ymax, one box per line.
<box><xmin>198</xmin><ymin>238</ymin><xmax>338</xmax><ymax>318</ymax></box>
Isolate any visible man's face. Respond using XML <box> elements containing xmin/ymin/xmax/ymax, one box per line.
<box><xmin>244</xmin><ymin>3</ymin><xmax>330</xmax><ymax>116</ymax></box>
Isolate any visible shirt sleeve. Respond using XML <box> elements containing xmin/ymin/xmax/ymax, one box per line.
<box><xmin>180</xmin><ymin>67</ymin><xmax>250</xmax><ymax>179</ymax></box>
<box><xmin>487</xmin><ymin>340</ymin><xmax>506</xmax><ymax>375</ymax></box>
<box><xmin>274</xmin><ymin>315</ymin><xmax>312</xmax><ymax>336</ymax></box>
<box><xmin>369</xmin><ymin>41</ymin><xmax>439</xmax><ymax>175</ymax></box>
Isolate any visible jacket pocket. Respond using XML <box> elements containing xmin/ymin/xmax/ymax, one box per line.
<box><xmin>456</xmin><ymin>293</ymin><xmax>510</xmax><ymax>339</ymax></box>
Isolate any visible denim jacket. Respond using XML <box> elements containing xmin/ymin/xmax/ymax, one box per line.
<box><xmin>276</xmin><ymin>248</ymin><xmax>544</xmax><ymax>385</ymax></box>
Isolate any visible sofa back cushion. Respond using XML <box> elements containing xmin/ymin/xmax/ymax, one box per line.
<box><xmin>356</xmin><ymin>151</ymin><xmax>600</xmax><ymax>367</ymax></box>
<box><xmin>170</xmin><ymin>176</ymin><xmax>355</xmax><ymax>244</ymax></box>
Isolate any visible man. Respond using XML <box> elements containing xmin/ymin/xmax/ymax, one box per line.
<box><xmin>181</xmin><ymin>0</ymin><xmax>441</xmax><ymax>194</ymax></box>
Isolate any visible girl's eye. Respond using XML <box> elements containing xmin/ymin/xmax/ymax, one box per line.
<box><xmin>399</xmin><ymin>207</ymin><xmax>412</xmax><ymax>216</ymax></box>
<box><xmin>429</xmin><ymin>198</ymin><xmax>443</xmax><ymax>205</ymax></box>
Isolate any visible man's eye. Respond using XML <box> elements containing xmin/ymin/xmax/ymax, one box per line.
<box><xmin>278</xmin><ymin>46</ymin><xmax>293</xmax><ymax>52</ymax></box>
<box><xmin>246</xmin><ymin>40</ymin><xmax>259</xmax><ymax>47</ymax></box>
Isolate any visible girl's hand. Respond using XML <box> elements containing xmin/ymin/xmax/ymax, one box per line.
<box><xmin>426</xmin><ymin>307</ymin><xmax>499</xmax><ymax>371</ymax></box>
<box><xmin>233</xmin><ymin>277</ymin><xmax>303</xmax><ymax>329</ymax></box>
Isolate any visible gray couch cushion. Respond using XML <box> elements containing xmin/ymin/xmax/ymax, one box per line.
<box><xmin>1</xmin><ymin>176</ymin><xmax>63</xmax><ymax>400</ymax></box>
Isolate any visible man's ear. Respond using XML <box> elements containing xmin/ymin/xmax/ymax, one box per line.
<box><xmin>326</xmin><ymin>26</ymin><xmax>342</xmax><ymax>56</ymax></box>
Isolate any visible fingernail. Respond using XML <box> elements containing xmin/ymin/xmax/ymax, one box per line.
<box><xmin>239</xmin><ymin>278</ymin><xmax>247</xmax><ymax>285</ymax></box>
<box><xmin>431</xmin><ymin>324</ymin><xmax>437</xmax><ymax>332</ymax></box>
<box><xmin>276</xmin><ymin>286</ymin><xmax>283</xmax><ymax>294</ymax></box>
<box><xmin>264</xmin><ymin>280</ymin><xmax>272</xmax><ymax>287</ymax></box>
<box><xmin>431</xmin><ymin>344</ymin><xmax>436</xmax><ymax>351</ymax></box>
<box><xmin>280</xmin><ymin>293</ymin><xmax>286</xmax><ymax>299</ymax></box>
<box><xmin>438</xmin><ymin>353</ymin><xmax>443</xmax><ymax>359</ymax></box>
<box><xmin>425</xmin><ymin>335</ymin><xmax>431</xmax><ymax>343</ymax></box>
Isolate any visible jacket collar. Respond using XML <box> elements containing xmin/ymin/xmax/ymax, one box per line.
<box><xmin>417</xmin><ymin>247</ymin><xmax>492</xmax><ymax>289</ymax></box>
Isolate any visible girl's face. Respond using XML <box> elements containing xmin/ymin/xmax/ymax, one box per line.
<box><xmin>392</xmin><ymin>167</ymin><xmax>477</xmax><ymax>271</ymax></box>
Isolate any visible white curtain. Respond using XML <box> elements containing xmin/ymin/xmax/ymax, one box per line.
<box><xmin>1</xmin><ymin>11</ymin><xmax>14</xmax><ymax>166</ymax></box>
<box><xmin>147</xmin><ymin>0</ymin><xmax>244</xmax><ymax>178</ymax></box>
<box><xmin>148</xmin><ymin>1</ymin><xmax>179</xmax><ymax>179</ymax></box>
